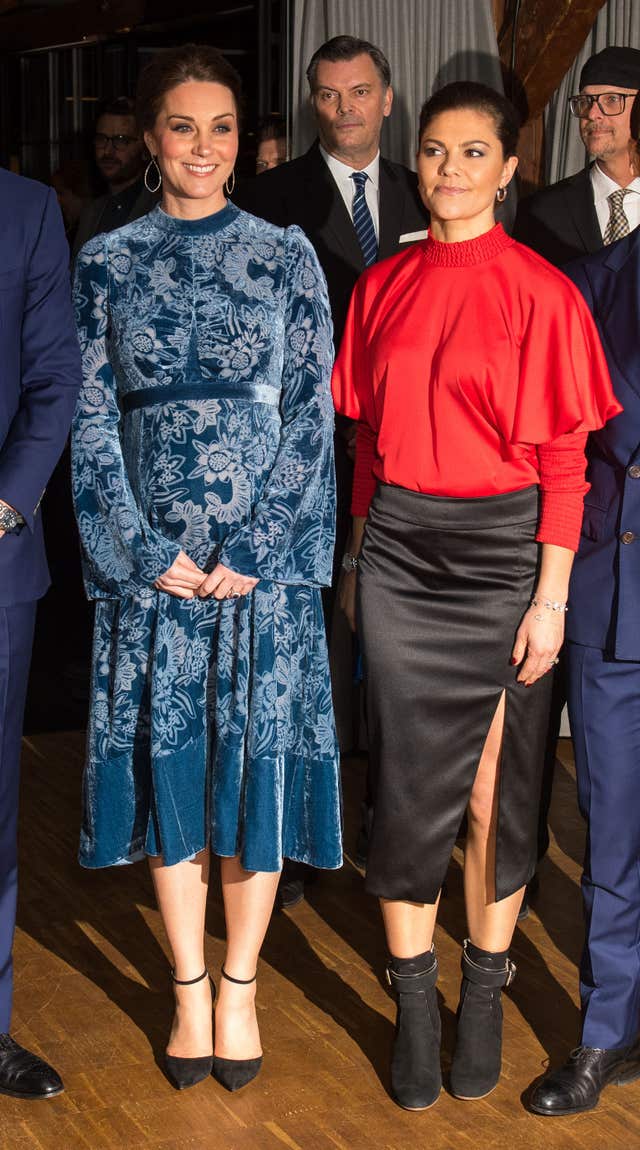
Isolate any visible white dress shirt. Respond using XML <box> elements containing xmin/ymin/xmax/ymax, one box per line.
<box><xmin>319</xmin><ymin>145</ymin><xmax>381</xmax><ymax>240</ymax></box>
<box><xmin>591</xmin><ymin>161</ymin><xmax>640</xmax><ymax>238</ymax></box>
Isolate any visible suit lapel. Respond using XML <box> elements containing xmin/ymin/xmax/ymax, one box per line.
<box><xmin>564</xmin><ymin>167</ymin><xmax>603</xmax><ymax>255</ymax></box>
<box><xmin>302</xmin><ymin>143</ymin><xmax>364</xmax><ymax>273</ymax></box>
<box><xmin>589</xmin><ymin>229</ymin><xmax>640</xmax><ymax>407</ymax></box>
<box><xmin>378</xmin><ymin>159</ymin><xmax>405</xmax><ymax>259</ymax></box>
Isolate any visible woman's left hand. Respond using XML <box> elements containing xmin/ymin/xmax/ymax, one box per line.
<box><xmin>511</xmin><ymin>605</ymin><xmax>564</xmax><ymax>686</ymax></box>
<box><xmin>196</xmin><ymin>562</ymin><xmax>259</xmax><ymax>601</ymax></box>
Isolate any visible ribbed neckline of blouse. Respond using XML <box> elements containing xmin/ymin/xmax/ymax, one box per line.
<box><xmin>421</xmin><ymin>223</ymin><xmax>514</xmax><ymax>266</ymax></box>
<box><xmin>151</xmin><ymin>201</ymin><xmax>239</xmax><ymax>235</ymax></box>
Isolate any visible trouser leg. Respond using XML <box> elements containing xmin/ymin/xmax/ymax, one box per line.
<box><xmin>567</xmin><ymin>641</ymin><xmax>640</xmax><ymax>1049</ymax></box>
<box><xmin>0</xmin><ymin>602</ymin><xmax>37</xmax><ymax>1033</ymax></box>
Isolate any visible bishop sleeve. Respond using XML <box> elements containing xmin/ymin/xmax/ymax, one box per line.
<box><xmin>218</xmin><ymin>226</ymin><xmax>336</xmax><ymax>585</ymax></box>
<box><xmin>71</xmin><ymin>235</ymin><xmax>181</xmax><ymax>599</ymax></box>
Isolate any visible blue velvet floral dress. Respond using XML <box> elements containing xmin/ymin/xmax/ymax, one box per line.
<box><xmin>72</xmin><ymin>202</ymin><xmax>342</xmax><ymax>872</ymax></box>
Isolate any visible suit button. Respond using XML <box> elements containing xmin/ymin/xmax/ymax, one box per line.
<box><xmin>621</xmin><ymin>531</ymin><xmax>636</xmax><ymax>544</ymax></box>
<box><xmin>629</xmin><ymin>466</ymin><xmax>640</xmax><ymax>479</ymax></box>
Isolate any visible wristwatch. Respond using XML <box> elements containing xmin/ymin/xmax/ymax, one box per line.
<box><xmin>341</xmin><ymin>552</ymin><xmax>360</xmax><ymax>572</ymax></box>
<box><xmin>0</xmin><ymin>503</ymin><xmax>25</xmax><ymax>535</ymax></box>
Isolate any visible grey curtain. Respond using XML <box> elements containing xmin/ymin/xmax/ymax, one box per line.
<box><xmin>292</xmin><ymin>0</ymin><xmax>502</xmax><ymax>167</ymax></box>
<box><xmin>545</xmin><ymin>0</ymin><xmax>640</xmax><ymax>183</ymax></box>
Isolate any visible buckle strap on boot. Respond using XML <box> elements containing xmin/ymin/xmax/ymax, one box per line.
<box><xmin>386</xmin><ymin>954</ymin><xmax>439</xmax><ymax>993</ymax></box>
<box><xmin>461</xmin><ymin>939</ymin><xmax>516</xmax><ymax>989</ymax></box>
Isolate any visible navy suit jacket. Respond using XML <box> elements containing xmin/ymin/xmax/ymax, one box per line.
<box><xmin>565</xmin><ymin>227</ymin><xmax>640</xmax><ymax>659</ymax></box>
<box><xmin>0</xmin><ymin>168</ymin><xmax>82</xmax><ymax>606</ymax></box>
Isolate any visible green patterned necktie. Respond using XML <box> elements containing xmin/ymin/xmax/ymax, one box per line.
<box><xmin>603</xmin><ymin>188</ymin><xmax>630</xmax><ymax>244</ymax></box>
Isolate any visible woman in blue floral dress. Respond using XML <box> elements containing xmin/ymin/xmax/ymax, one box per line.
<box><xmin>72</xmin><ymin>45</ymin><xmax>341</xmax><ymax>1092</ymax></box>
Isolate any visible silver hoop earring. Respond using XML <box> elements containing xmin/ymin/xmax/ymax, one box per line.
<box><xmin>496</xmin><ymin>186</ymin><xmax>507</xmax><ymax>203</ymax></box>
<box><xmin>144</xmin><ymin>157</ymin><xmax>162</xmax><ymax>194</ymax></box>
<box><xmin>224</xmin><ymin>169</ymin><xmax>235</xmax><ymax>196</ymax></box>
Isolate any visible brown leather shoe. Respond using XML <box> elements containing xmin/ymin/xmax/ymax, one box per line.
<box><xmin>529</xmin><ymin>1039</ymin><xmax>640</xmax><ymax>1116</ymax></box>
<box><xmin>0</xmin><ymin>1035</ymin><xmax>64</xmax><ymax>1100</ymax></box>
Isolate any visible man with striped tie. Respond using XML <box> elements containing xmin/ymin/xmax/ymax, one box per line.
<box><xmin>236</xmin><ymin>34</ymin><xmax>428</xmax><ymax>908</ymax></box>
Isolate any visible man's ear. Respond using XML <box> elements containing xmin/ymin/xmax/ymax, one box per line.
<box><xmin>383</xmin><ymin>86</ymin><xmax>394</xmax><ymax>118</ymax></box>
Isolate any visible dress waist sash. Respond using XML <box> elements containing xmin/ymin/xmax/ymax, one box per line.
<box><xmin>121</xmin><ymin>381</ymin><xmax>281</xmax><ymax>413</ymax></box>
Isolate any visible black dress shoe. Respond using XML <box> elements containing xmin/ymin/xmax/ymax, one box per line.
<box><xmin>0</xmin><ymin>1035</ymin><xmax>64</xmax><ymax>1100</ymax></box>
<box><xmin>529</xmin><ymin>1040</ymin><xmax>640</xmax><ymax>1116</ymax></box>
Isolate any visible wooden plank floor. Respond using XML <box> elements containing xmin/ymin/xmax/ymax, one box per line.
<box><xmin>3</xmin><ymin>734</ymin><xmax>639</xmax><ymax>1150</ymax></box>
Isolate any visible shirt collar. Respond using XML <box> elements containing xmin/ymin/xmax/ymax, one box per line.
<box><xmin>319</xmin><ymin>144</ymin><xmax>380</xmax><ymax>191</ymax></box>
<box><xmin>591</xmin><ymin>161</ymin><xmax>640</xmax><ymax>202</ymax></box>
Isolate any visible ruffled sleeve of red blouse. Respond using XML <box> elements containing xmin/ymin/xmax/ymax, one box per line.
<box><xmin>332</xmin><ymin>277</ymin><xmax>378</xmax><ymax>516</ymax></box>
<box><xmin>510</xmin><ymin>264</ymin><xmax>621</xmax><ymax>446</ymax></box>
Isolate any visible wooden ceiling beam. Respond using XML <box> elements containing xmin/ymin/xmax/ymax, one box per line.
<box><xmin>499</xmin><ymin>0</ymin><xmax>607</xmax><ymax>119</ymax></box>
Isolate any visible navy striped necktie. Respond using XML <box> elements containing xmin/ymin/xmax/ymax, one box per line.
<box><xmin>350</xmin><ymin>170</ymin><xmax>378</xmax><ymax>265</ymax></box>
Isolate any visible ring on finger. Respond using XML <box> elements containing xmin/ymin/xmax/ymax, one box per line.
<box><xmin>227</xmin><ymin>590</ymin><xmax>241</xmax><ymax>599</ymax></box>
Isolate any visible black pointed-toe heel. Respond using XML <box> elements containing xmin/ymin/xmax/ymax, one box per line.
<box><xmin>165</xmin><ymin>968</ymin><xmax>214</xmax><ymax>1091</ymax></box>
<box><xmin>211</xmin><ymin>967</ymin><xmax>263</xmax><ymax>1093</ymax></box>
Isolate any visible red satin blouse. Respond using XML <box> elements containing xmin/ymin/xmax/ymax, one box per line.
<box><xmin>331</xmin><ymin>224</ymin><xmax>621</xmax><ymax>551</ymax></box>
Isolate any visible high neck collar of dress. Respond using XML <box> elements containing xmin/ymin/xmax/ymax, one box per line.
<box><xmin>421</xmin><ymin>223</ymin><xmax>514</xmax><ymax>267</ymax></box>
<box><xmin>151</xmin><ymin>201</ymin><xmax>239</xmax><ymax>235</ymax></box>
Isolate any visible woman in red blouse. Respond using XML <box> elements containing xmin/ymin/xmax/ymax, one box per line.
<box><xmin>332</xmin><ymin>81</ymin><xmax>620</xmax><ymax>1112</ymax></box>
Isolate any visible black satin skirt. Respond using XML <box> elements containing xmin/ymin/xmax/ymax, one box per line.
<box><xmin>358</xmin><ymin>483</ymin><xmax>552</xmax><ymax>904</ymax></box>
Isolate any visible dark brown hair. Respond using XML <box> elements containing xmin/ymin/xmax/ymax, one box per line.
<box><xmin>306</xmin><ymin>35</ymin><xmax>391</xmax><ymax>91</ymax></box>
<box><xmin>136</xmin><ymin>44</ymin><xmax>243</xmax><ymax>133</ymax></box>
<box><xmin>419</xmin><ymin>81</ymin><xmax>520</xmax><ymax>159</ymax></box>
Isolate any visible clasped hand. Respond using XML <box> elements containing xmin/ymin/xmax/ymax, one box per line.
<box><xmin>154</xmin><ymin>551</ymin><xmax>258</xmax><ymax>600</ymax></box>
<box><xmin>511</xmin><ymin>604</ymin><xmax>564</xmax><ymax>686</ymax></box>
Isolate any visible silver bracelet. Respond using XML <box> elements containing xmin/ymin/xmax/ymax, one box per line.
<box><xmin>530</xmin><ymin>596</ymin><xmax>568</xmax><ymax>613</ymax></box>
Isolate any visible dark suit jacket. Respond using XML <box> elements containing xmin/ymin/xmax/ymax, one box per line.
<box><xmin>0</xmin><ymin>168</ymin><xmax>82</xmax><ymax>606</ymax></box>
<box><xmin>235</xmin><ymin>140</ymin><xmax>428</xmax><ymax>345</ymax></box>
<box><xmin>565</xmin><ymin>226</ymin><xmax>640</xmax><ymax>659</ymax></box>
<box><xmin>72</xmin><ymin>181</ymin><xmax>158</xmax><ymax>260</ymax></box>
<box><xmin>513</xmin><ymin>165</ymin><xmax>602</xmax><ymax>268</ymax></box>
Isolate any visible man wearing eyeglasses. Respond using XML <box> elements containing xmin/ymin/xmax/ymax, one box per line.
<box><xmin>514</xmin><ymin>46</ymin><xmax>640</xmax><ymax>267</ymax></box>
<box><xmin>72</xmin><ymin>97</ymin><xmax>158</xmax><ymax>259</ymax></box>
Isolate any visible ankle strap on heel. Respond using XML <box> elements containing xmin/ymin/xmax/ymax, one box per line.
<box><xmin>221</xmin><ymin>965</ymin><xmax>257</xmax><ymax>985</ymax></box>
<box><xmin>170</xmin><ymin>967</ymin><xmax>209</xmax><ymax>986</ymax></box>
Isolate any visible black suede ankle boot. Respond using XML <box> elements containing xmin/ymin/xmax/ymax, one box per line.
<box><xmin>386</xmin><ymin>948</ymin><xmax>441</xmax><ymax>1111</ymax></box>
<box><xmin>450</xmin><ymin>938</ymin><xmax>516</xmax><ymax>1100</ymax></box>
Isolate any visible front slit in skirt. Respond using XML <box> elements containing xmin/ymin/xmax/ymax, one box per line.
<box><xmin>358</xmin><ymin>482</ymin><xmax>553</xmax><ymax>904</ymax></box>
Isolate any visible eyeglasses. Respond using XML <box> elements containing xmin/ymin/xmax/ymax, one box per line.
<box><xmin>94</xmin><ymin>133</ymin><xmax>137</xmax><ymax>151</ymax></box>
<box><xmin>568</xmin><ymin>92</ymin><xmax>636</xmax><ymax>118</ymax></box>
